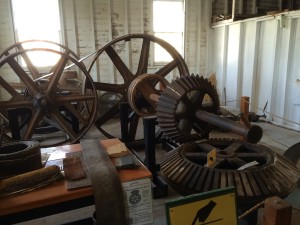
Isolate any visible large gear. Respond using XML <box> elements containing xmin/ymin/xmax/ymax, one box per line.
<box><xmin>157</xmin><ymin>74</ymin><xmax>220</xmax><ymax>143</ymax></box>
<box><xmin>160</xmin><ymin>138</ymin><xmax>300</xmax><ymax>206</ymax></box>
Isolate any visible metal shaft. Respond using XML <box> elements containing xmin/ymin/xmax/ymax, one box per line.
<box><xmin>195</xmin><ymin>110</ymin><xmax>262</xmax><ymax>143</ymax></box>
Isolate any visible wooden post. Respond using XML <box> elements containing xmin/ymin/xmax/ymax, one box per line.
<box><xmin>240</xmin><ymin>96</ymin><xmax>251</xmax><ymax>128</ymax></box>
<box><xmin>262</xmin><ymin>196</ymin><xmax>292</xmax><ymax>225</ymax></box>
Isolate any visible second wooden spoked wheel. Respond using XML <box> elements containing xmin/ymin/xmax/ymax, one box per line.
<box><xmin>0</xmin><ymin>46</ymin><xmax>97</xmax><ymax>147</ymax></box>
<box><xmin>88</xmin><ymin>33</ymin><xmax>189</xmax><ymax>141</ymax></box>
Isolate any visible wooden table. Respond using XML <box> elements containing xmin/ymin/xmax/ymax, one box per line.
<box><xmin>0</xmin><ymin>143</ymin><xmax>152</xmax><ymax>224</ymax></box>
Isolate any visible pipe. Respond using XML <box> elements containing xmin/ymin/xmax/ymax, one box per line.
<box><xmin>195</xmin><ymin>110</ymin><xmax>263</xmax><ymax>143</ymax></box>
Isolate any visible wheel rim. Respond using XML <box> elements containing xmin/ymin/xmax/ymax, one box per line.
<box><xmin>0</xmin><ymin>47</ymin><xmax>97</xmax><ymax>147</ymax></box>
<box><xmin>88</xmin><ymin>33</ymin><xmax>189</xmax><ymax>140</ymax></box>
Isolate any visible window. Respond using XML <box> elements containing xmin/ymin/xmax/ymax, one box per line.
<box><xmin>153</xmin><ymin>0</ymin><xmax>185</xmax><ymax>63</ymax></box>
<box><xmin>11</xmin><ymin>0</ymin><xmax>61</xmax><ymax>67</ymax></box>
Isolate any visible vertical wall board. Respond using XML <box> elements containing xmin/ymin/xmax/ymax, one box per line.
<box><xmin>61</xmin><ymin>0</ymin><xmax>78</xmax><ymax>55</ymax></box>
<box><xmin>240</xmin><ymin>21</ymin><xmax>258</xmax><ymax>105</ymax></box>
<box><xmin>74</xmin><ymin>0</ymin><xmax>94</xmax><ymax>59</ymax></box>
<box><xmin>0</xmin><ymin>0</ymin><xmax>15</xmax><ymax>52</ymax></box>
<box><xmin>253</xmin><ymin>19</ymin><xmax>278</xmax><ymax>116</ymax></box>
<box><xmin>127</xmin><ymin>0</ymin><xmax>144</xmax><ymax>74</ymax></box>
<box><xmin>270</xmin><ymin>17</ymin><xmax>292</xmax><ymax>124</ymax></box>
<box><xmin>93</xmin><ymin>0</ymin><xmax>112</xmax><ymax>48</ymax></box>
<box><xmin>185</xmin><ymin>0</ymin><xmax>211</xmax><ymax>76</ymax></box>
<box><xmin>185</xmin><ymin>0</ymin><xmax>201</xmax><ymax>75</ymax></box>
<box><xmin>0</xmin><ymin>0</ymin><xmax>16</xmax><ymax>100</ymax></box>
<box><xmin>208</xmin><ymin>26</ymin><xmax>227</xmax><ymax>104</ymax></box>
<box><xmin>91</xmin><ymin>0</ymin><xmax>113</xmax><ymax>83</ymax></box>
<box><xmin>286</xmin><ymin>18</ymin><xmax>300</xmax><ymax>128</ymax></box>
<box><xmin>225</xmin><ymin>23</ymin><xmax>241</xmax><ymax>107</ymax></box>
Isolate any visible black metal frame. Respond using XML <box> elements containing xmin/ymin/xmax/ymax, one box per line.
<box><xmin>119</xmin><ymin>102</ymin><xmax>171</xmax><ymax>198</ymax></box>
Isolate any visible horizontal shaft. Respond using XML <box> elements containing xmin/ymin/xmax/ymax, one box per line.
<box><xmin>195</xmin><ymin>110</ymin><xmax>262</xmax><ymax>143</ymax></box>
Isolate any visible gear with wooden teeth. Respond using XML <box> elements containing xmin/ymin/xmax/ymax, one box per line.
<box><xmin>156</xmin><ymin>74</ymin><xmax>221</xmax><ymax>143</ymax></box>
<box><xmin>160</xmin><ymin>138</ymin><xmax>300</xmax><ymax>206</ymax></box>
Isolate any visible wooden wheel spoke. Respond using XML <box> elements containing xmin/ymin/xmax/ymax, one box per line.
<box><xmin>56</xmin><ymin>93</ymin><xmax>95</xmax><ymax>103</ymax></box>
<box><xmin>136</xmin><ymin>39</ymin><xmax>150</xmax><ymax>75</ymax></box>
<box><xmin>0</xmin><ymin>100</ymin><xmax>32</xmax><ymax>109</ymax></box>
<box><xmin>94</xmin><ymin>82</ymin><xmax>126</xmax><ymax>94</ymax></box>
<box><xmin>42</xmin><ymin>116</ymin><xmax>63</xmax><ymax>131</ymax></box>
<box><xmin>224</xmin><ymin>142</ymin><xmax>243</xmax><ymax>153</ymax></box>
<box><xmin>17</xmin><ymin>45</ymin><xmax>40</xmax><ymax>79</ymax></box>
<box><xmin>236</xmin><ymin>152</ymin><xmax>268</xmax><ymax>160</ymax></box>
<box><xmin>64</xmin><ymin>103</ymin><xmax>86</xmax><ymax>123</ymax></box>
<box><xmin>155</xmin><ymin>60</ymin><xmax>178</xmax><ymax>77</ymax></box>
<box><xmin>197</xmin><ymin>143</ymin><xmax>216</xmax><ymax>152</ymax></box>
<box><xmin>47</xmin><ymin>51</ymin><xmax>70</xmax><ymax>95</ymax></box>
<box><xmin>227</xmin><ymin>157</ymin><xmax>249</xmax><ymax>168</ymax></box>
<box><xmin>185</xmin><ymin>152</ymin><xmax>207</xmax><ymax>159</ymax></box>
<box><xmin>50</xmin><ymin>109</ymin><xmax>77</xmax><ymax>140</ymax></box>
<box><xmin>23</xmin><ymin>109</ymin><xmax>44</xmax><ymax>139</ymax></box>
<box><xmin>7</xmin><ymin>58</ymin><xmax>39</xmax><ymax>94</ymax></box>
<box><xmin>94</xmin><ymin>103</ymin><xmax>120</xmax><ymax>127</ymax></box>
<box><xmin>208</xmin><ymin>159</ymin><xmax>225</xmax><ymax>168</ymax></box>
<box><xmin>105</xmin><ymin>46</ymin><xmax>133</xmax><ymax>82</ymax></box>
<box><xmin>0</xmin><ymin>76</ymin><xmax>20</xmax><ymax>98</ymax></box>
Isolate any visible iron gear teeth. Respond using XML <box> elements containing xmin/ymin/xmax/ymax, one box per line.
<box><xmin>157</xmin><ymin>74</ymin><xmax>220</xmax><ymax>143</ymax></box>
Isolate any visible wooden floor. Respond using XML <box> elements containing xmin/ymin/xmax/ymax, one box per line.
<box><xmin>14</xmin><ymin>120</ymin><xmax>300</xmax><ymax>225</ymax></box>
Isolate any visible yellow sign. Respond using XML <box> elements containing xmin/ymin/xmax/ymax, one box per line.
<box><xmin>206</xmin><ymin>148</ymin><xmax>217</xmax><ymax>167</ymax></box>
<box><xmin>166</xmin><ymin>187</ymin><xmax>237</xmax><ymax>225</ymax></box>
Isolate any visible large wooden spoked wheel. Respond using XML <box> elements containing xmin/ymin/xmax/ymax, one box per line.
<box><xmin>88</xmin><ymin>33</ymin><xmax>189</xmax><ymax>140</ymax></box>
<box><xmin>0</xmin><ymin>47</ymin><xmax>97</xmax><ymax>147</ymax></box>
<box><xmin>0</xmin><ymin>40</ymin><xmax>82</xmax><ymax>143</ymax></box>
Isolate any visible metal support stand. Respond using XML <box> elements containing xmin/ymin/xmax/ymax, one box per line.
<box><xmin>119</xmin><ymin>102</ymin><xmax>168</xmax><ymax>198</ymax></box>
<box><xmin>143</xmin><ymin>116</ymin><xmax>168</xmax><ymax>198</ymax></box>
<box><xmin>120</xmin><ymin>102</ymin><xmax>130</xmax><ymax>142</ymax></box>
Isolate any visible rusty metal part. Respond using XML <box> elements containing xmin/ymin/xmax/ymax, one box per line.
<box><xmin>128</xmin><ymin>73</ymin><xmax>169</xmax><ymax>117</ymax></box>
<box><xmin>88</xmin><ymin>33</ymin><xmax>189</xmax><ymax>140</ymax></box>
<box><xmin>160</xmin><ymin>138</ymin><xmax>300</xmax><ymax>206</ymax></box>
<box><xmin>0</xmin><ymin>43</ymin><xmax>98</xmax><ymax>147</ymax></box>
<box><xmin>80</xmin><ymin>139</ymin><xmax>127</xmax><ymax>225</ymax></box>
<box><xmin>156</xmin><ymin>75</ymin><xmax>262</xmax><ymax>143</ymax></box>
<box><xmin>0</xmin><ymin>140</ymin><xmax>42</xmax><ymax>178</ymax></box>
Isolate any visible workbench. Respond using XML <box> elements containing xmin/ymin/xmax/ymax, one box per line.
<box><xmin>0</xmin><ymin>143</ymin><xmax>152</xmax><ymax>224</ymax></box>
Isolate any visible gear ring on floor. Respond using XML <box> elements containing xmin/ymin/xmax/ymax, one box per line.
<box><xmin>160</xmin><ymin>138</ymin><xmax>300</xmax><ymax>206</ymax></box>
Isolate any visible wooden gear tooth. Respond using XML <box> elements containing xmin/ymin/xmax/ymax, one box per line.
<box><xmin>160</xmin><ymin>138</ymin><xmax>300</xmax><ymax>206</ymax></box>
<box><xmin>157</xmin><ymin>75</ymin><xmax>220</xmax><ymax>143</ymax></box>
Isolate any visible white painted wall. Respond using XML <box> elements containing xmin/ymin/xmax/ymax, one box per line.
<box><xmin>209</xmin><ymin>12</ymin><xmax>300</xmax><ymax>130</ymax></box>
